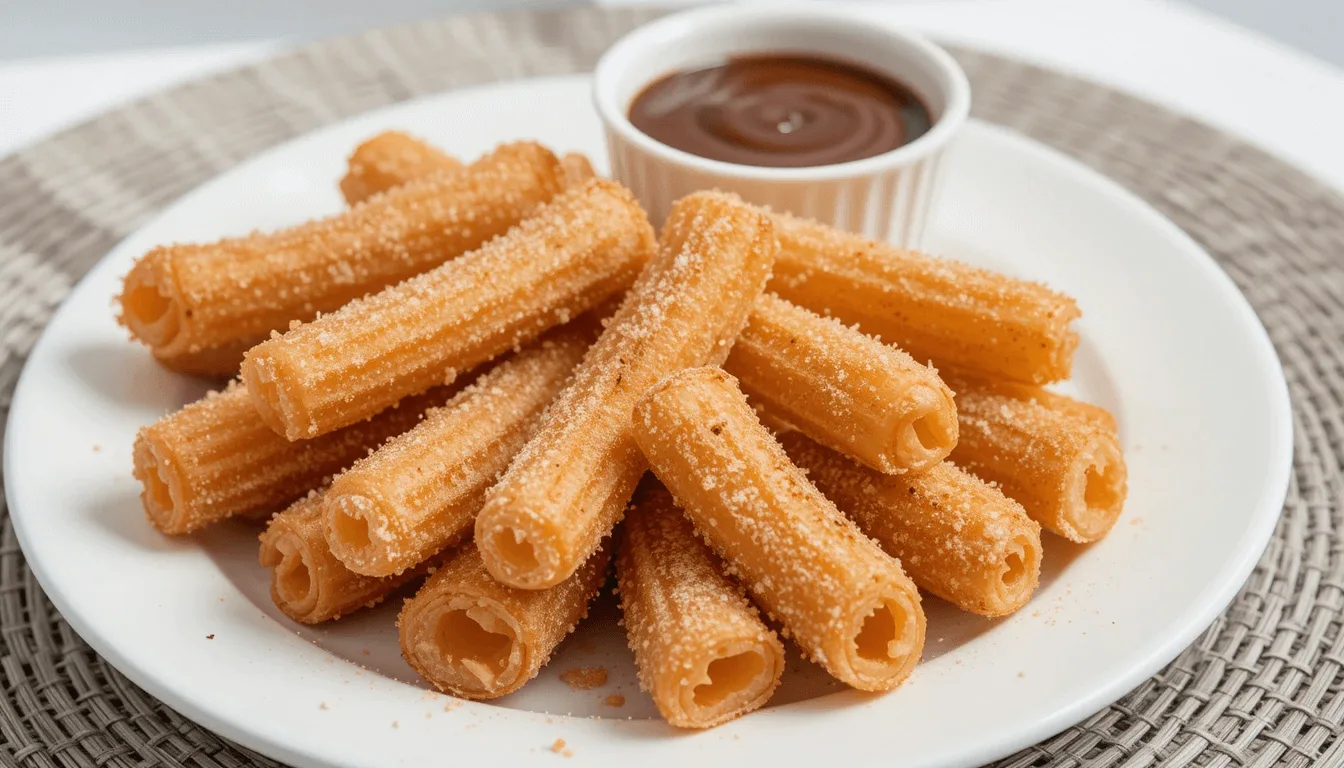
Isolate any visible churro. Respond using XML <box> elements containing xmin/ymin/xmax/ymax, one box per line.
<box><xmin>398</xmin><ymin>544</ymin><xmax>609</xmax><ymax>700</ymax></box>
<box><xmin>258</xmin><ymin>490</ymin><xmax>421</xmax><ymax>624</ymax></box>
<box><xmin>781</xmin><ymin>433</ymin><xmax>1042</xmax><ymax>617</ymax></box>
<box><xmin>241</xmin><ymin>178</ymin><xmax>654</xmax><ymax>440</ymax></box>
<box><xmin>632</xmin><ymin>367</ymin><xmax>925</xmax><ymax>692</ymax></box>
<box><xmin>949</xmin><ymin>379</ymin><xmax>1127</xmax><ymax>541</ymax></box>
<box><xmin>133</xmin><ymin>381</ymin><xmax>452</xmax><ymax>535</ymax></box>
<box><xmin>324</xmin><ymin>328</ymin><xmax>591</xmax><ymax>577</ymax></box>
<box><xmin>336</xmin><ymin>133</ymin><xmax>597</xmax><ymax>207</ymax></box>
<box><xmin>322</xmin><ymin>132</ymin><xmax>1078</xmax><ymax>386</ymax></box>
<box><xmin>118</xmin><ymin>141</ymin><xmax>564</xmax><ymax>375</ymax></box>
<box><xmin>768</xmin><ymin>212</ymin><xmax>1080</xmax><ymax>384</ymax></box>
<box><xmin>560</xmin><ymin>153</ymin><xmax>597</xmax><ymax>187</ymax></box>
<box><xmin>339</xmin><ymin>130</ymin><xmax>463</xmax><ymax>204</ymax></box>
<box><xmin>618</xmin><ymin>481</ymin><xmax>784</xmax><ymax>728</ymax></box>
<box><xmin>726</xmin><ymin>293</ymin><xmax>957</xmax><ymax>474</ymax></box>
<box><xmin>475</xmin><ymin>191</ymin><xmax>776</xmax><ymax>590</ymax></box>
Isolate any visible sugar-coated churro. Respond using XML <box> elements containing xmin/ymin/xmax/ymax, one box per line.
<box><xmin>324</xmin><ymin>328</ymin><xmax>591</xmax><ymax>577</ymax></box>
<box><xmin>632</xmin><ymin>367</ymin><xmax>925</xmax><ymax>692</ymax></box>
<box><xmin>398</xmin><ymin>544</ymin><xmax>610</xmax><ymax>700</ymax></box>
<box><xmin>133</xmin><ymin>382</ymin><xmax>452</xmax><ymax>535</ymax></box>
<box><xmin>119</xmin><ymin>141</ymin><xmax>564</xmax><ymax>374</ymax></box>
<box><xmin>322</xmin><ymin>132</ymin><xmax>1077</xmax><ymax>387</ymax></box>
<box><xmin>259</xmin><ymin>489</ymin><xmax>422</xmax><ymax>624</ymax></box>
<box><xmin>780</xmin><ymin>433</ymin><xmax>1042</xmax><ymax>617</ymax></box>
<box><xmin>241</xmin><ymin>178</ymin><xmax>654</xmax><ymax>440</ymax></box>
<box><xmin>561</xmin><ymin>152</ymin><xmax>597</xmax><ymax>187</ymax></box>
<box><xmin>339</xmin><ymin>130</ymin><xmax>463</xmax><ymax>204</ymax></box>
<box><xmin>768</xmin><ymin>212</ymin><xmax>1081</xmax><ymax>384</ymax></box>
<box><xmin>336</xmin><ymin>133</ymin><xmax>597</xmax><ymax>207</ymax></box>
<box><xmin>726</xmin><ymin>293</ymin><xmax>957</xmax><ymax>474</ymax></box>
<box><xmin>618</xmin><ymin>481</ymin><xmax>784</xmax><ymax>728</ymax></box>
<box><xmin>475</xmin><ymin>191</ymin><xmax>776</xmax><ymax>590</ymax></box>
<box><xmin>949</xmin><ymin>378</ymin><xmax>1127</xmax><ymax>542</ymax></box>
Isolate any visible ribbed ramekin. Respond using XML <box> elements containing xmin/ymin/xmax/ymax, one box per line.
<box><xmin>592</xmin><ymin>4</ymin><xmax>970</xmax><ymax>247</ymax></box>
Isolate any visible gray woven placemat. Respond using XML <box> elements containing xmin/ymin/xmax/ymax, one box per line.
<box><xmin>1</xmin><ymin>6</ymin><xmax>1341</xmax><ymax>767</ymax></box>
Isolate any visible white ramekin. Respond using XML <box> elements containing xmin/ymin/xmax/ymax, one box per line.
<box><xmin>592</xmin><ymin>4</ymin><xmax>970</xmax><ymax>247</ymax></box>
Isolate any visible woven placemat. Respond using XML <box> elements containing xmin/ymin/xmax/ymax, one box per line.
<box><xmin>1</xmin><ymin>6</ymin><xmax>1341</xmax><ymax>767</ymax></box>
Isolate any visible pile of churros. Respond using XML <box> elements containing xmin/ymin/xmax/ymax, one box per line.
<box><xmin>121</xmin><ymin>130</ymin><xmax>1127</xmax><ymax>729</ymax></box>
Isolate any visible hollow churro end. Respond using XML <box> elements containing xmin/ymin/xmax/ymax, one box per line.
<box><xmin>888</xmin><ymin>383</ymin><xmax>959</xmax><ymax>475</ymax></box>
<box><xmin>674</xmin><ymin>638</ymin><xmax>783</xmax><ymax>728</ymax></box>
<box><xmin>1061</xmin><ymin>432</ymin><xmax>1128</xmax><ymax>542</ymax></box>
<box><xmin>618</xmin><ymin>483</ymin><xmax>784</xmax><ymax>728</ymax></box>
<box><xmin>633</xmin><ymin>367</ymin><xmax>925</xmax><ymax>693</ymax></box>
<box><xmin>949</xmin><ymin>379</ymin><xmax>1128</xmax><ymax>543</ymax></box>
<box><xmin>401</xmin><ymin>545</ymin><xmax>611</xmax><ymax>700</ymax></box>
<box><xmin>324</xmin><ymin>493</ymin><xmax>402</xmax><ymax>577</ymax></box>
<box><xmin>994</xmin><ymin>534</ymin><xmax>1041</xmax><ymax>612</ymax></box>
<box><xmin>477</xmin><ymin>511</ymin><xmax>565</xmax><ymax>590</ymax></box>
<box><xmin>839</xmin><ymin>590</ymin><xmax>925</xmax><ymax>691</ymax></box>
<box><xmin>239</xmin><ymin>351</ymin><xmax>310</xmax><ymax>439</ymax></box>
<box><xmin>119</xmin><ymin>254</ymin><xmax>184</xmax><ymax>349</ymax></box>
<box><xmin>405</xmin><ymin>595</ymin><xmax>526</xmax><ymax>699</ymax></box>
<box><xmin>133</xmin><ymin>434</ymin><xmax>186</xmax><ymax>534</ymax></box>
<box><xmin>265</xmin><ymin>534</ymin><xmax>320</xmax><ymax>620</ymax></box>
<box><xmin>261</xmin><ymin>491</ymin><xmax>422</xmax><ymax>625</ymax></box>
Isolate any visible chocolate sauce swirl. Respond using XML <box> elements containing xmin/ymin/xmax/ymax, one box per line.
<box><xmin>629</xmin><ymin>55</ymin><xmax>931</xmax><ymax>168</ymax></box>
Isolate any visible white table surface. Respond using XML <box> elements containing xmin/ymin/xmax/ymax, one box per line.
<box><xmin>2</xmin><ymin>0</ymin><xmax>1343</xmax><ymax>193</ymax></box>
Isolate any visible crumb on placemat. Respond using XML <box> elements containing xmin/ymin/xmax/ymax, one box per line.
<box><xmin>604</xmin><ymin>693</ymin><xmax>625</xmax><ymax>708</ymax></box>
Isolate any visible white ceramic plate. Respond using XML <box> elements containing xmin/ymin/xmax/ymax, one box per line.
<box><xmin>4</xmin><ymin>75</ymin><xmax>1291</xmax><ymax>768</ymax></box>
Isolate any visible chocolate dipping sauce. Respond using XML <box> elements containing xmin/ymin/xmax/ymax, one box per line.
<box><xmin>629</xmin><ymin>55</ymin><xmax>932</xmax><ymax>168</ymax></box>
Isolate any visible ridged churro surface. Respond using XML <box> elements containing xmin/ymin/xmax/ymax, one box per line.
<box><xmin>618</xmin><ymin>481</ymin><xmax>784</xmax><ymax>728</ymax></box>
<box><xmin>241</xmin><ymin>179</ymin><xmax>654</xmax><ymax>439</ymax></box>
<box><xmin>119</xmin><ymin>142</ymin><xmax>565</xmax><ymax>367</ymax></box>
<box><xmin>398</xmin><ymin>545</ymin><xmax>609</xmax><ymax>700</ymax></box>
<box><xmin>782</xmin><ymin>433</ymin><xmax>1042</xmax><ymax>617</ymax></box>
<box><xmin>632</xmin><ymin>367</ymin><xmax>925</xmax><ymax>692</ymax></box>
<box><xmin>949</xmin><ymin>379</ymin><xmax>1127</xmax><ymax>541</ymax></box>
<box><xmin>475</xmin><ymin>191</ymin><xmax>776</xmax><ymax>590</ymax></box>
<box><xmin>769</xmin><ymin>212</ymin><xmax>1080</xmax><ymax>384</ymax></box>
<box><xmin>259</xmin><ymin>490</ymin><xmax>421</xmax><ymax>624</ymax></box>
<box><xmin>323</xmin><ymin>330</ymin><xmax>590</xmax><ymax>577</ymax></box>
<box><xmin>727</xmin><ymin>293</ymin><xmax>957</xmax><ymax>474</ymax></box>
<box><xmin>133</xmin><ymin>382</ymin><xmax>450</xmax><ymax>535</ymax></box>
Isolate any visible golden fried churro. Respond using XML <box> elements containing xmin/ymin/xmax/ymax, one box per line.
<box><xmin>560</xmin><ymin>152</ymin><xmax>597</xmax><ymax>187</ymax></box>
<box><xmin>780</xmin><ymin>433</ymin><xmax>1042</xmax><ymax>617</ymax></box>
<box><xmin>258</xmin><ymin>490</ymin><xmax>422</xmax><ymax>624</ymax></box>
<box><xmin>768</xmin><ymin>212</ymin><xmax>1081</xmax><ymax>384</ymax></box>
<box><xmin>337</xmin><ymin>132</ymin><xmax>597</xmax><ymax>205</ymax></box>
<box><xmin>241</xmin><ymin>179</ymin><xmax>654</xmax><ymax>440</ymax></box>
<box><xmin>398</xmin><ymin>544</ymin><xmax>610</xmax><ymax>700</ymax></box>
<box><xmin>132</xmin><ymin>382</ymin><xmax>452</xmax><ymax>535</ymax></box>
<box><xmin>618</xmin><ymin>481</ymin><xmax>784</xmax><ymax>728</ymax></box>
<box><xmin>119</xmin><ymin>142</ymin><xmax>564</xmax><ymax>374</ymax></box>
<box><xmin>949</xmin><ymin>379</ymin><xmax>1127</xmax><ymax>542</ymax></box>
<box><xmin>475</xmin><ymin>191</ymin><xmax>776</xmax><ymax>590</ymax></box>
<box><xmin>339</xmin><ymin>130</ymin><xmax>463</xmax><ymax>204</ymax></box>
<box><xmin>726</xmin><ymin>293</ymin><xmax>957</xmax><ymax>474</ymax></box>
<box><xmin>632</xmin><ymin>367</ymin><xmax>925</xmax><ymax>692</ymax></box>
<box><xmin>323</xmin><ymin>329</ymin><xmax>591</xmax><ymax>577</ymax></box>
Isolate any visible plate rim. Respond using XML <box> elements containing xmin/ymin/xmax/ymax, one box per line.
<box><xmin>3</xmin><ymin>76</ymin><xmax>1293</xmax><ymax>768</ymax></box>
